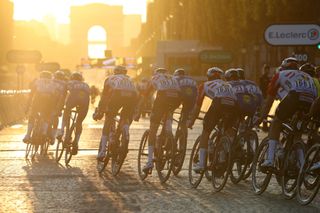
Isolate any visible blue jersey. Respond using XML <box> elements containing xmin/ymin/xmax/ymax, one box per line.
<box><xmin>173</xmin><ymin>75</ymin><xmax>198</xmax><ymax>101</ymax></box>
<box><xmin>229</xmin><ymin>80</ymin><xmax>262</xmax><ymax>114</ymax></box>
<box><xmin>67</xmin><ymin>80</ymin><xmax>90</xmax><ymax>101</ymax></box>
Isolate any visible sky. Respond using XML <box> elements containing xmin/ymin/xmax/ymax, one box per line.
<box><xmin>12</xmin><ymin>0</ymin><xmax>148</xmax><ymax>23</ymax></box>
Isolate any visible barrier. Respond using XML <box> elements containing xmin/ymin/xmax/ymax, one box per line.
<box><xmin>0</xmin><ymin>90</ymin><xmax>30</xmax><ymax>129</ymax></box>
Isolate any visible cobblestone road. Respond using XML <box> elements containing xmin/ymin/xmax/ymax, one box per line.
<box><xmin>0</xmin><ymin>110</ymin><xmax>319</xmax><ymax>213</ymax></box>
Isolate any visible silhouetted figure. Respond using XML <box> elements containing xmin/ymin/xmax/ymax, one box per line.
<box><xmin>259</xmin><ymin>64</ymin><xmax>271</xmax><ymax>131</ymax></box>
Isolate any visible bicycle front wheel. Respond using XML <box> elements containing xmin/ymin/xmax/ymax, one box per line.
<box><xmin>111</xmin><ymin>131</ymin><xmax>129</xmax><ymax>176</ymax></box>
<box><xmin>55</xmin><ymin>139</ymin><xmax>65</xmax><ymax>162</ymax></box>
<box><xmin>188</xmin><ymin>136</ymin><xmax>204</xmax><ymax>188</ymax></box>
<box><xmin>242</xmin><ymin>130</ymin><xmax>259</xmax><ymax>180</ymax></box>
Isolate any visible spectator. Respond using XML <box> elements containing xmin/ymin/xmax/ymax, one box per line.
<box><xmin>259</xmin><ymin>64</ymin><xmax>271</xmax><ymax>131</ymax></box>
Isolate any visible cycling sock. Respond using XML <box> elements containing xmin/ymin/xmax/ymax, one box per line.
<box><xmin>267</xmin><ymin>139</ymin><xmax>277</xmax><ymax>162</ymax></box>
<box><xmin>148</xmin><ymin>146</ymin><xmax>154</xmax><ymax>164</ymax></box>
<box><xmin>199</xmin><ymin>148</ymin><xmax>206</xmax><ymax>168</ymax></box>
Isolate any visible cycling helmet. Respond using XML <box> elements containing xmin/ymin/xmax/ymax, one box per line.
<box><xmin>280</xmin><ymin>57</ymin><xmax>299</xmax><ymax>71</ymax></box>
<box><xmin>70</xmin><ymin>72</ymin><xmax>83</xmax><ymax>81</ymax></box>
<box><xmin>207</xmin><ymin>67</ymin><xmax>224</xmax><ymax>80</ymax></box>
<box><xmin>39</xmin><ymin>71</ymin><xmax>52</xmax><ymax>79</ymax></box>
<box><xmin>54</xmin><ymin>70</ymin><xmax>65</xmax><ymax>80</ymax></box>
<box><xmin>236</xmin><ymin>68</ymin><xmax>245</xmax><ymax>80</ymax></box>
<box><xmin>114</xmin><ymin>65</ymin><xmax>127</xmax><ymax>75</ymax></box>
<box><xmin>173</xmin><ymin>68</ymin><xmax>186</xmax><ymax>76</ymax></box>
<box><xmin>154</xmin><ymin>68</ymin><xmax>168</xmax><ymax>75</ymax></box>
<box><xmin>225</xmin><ymin>68</ymin><xmax>239</xmax><ymax>81</ymax></box>
<box><xmin>299</xmin><ymin>63</ymin><xmax>316</xmax><ymax>77</ymax></box>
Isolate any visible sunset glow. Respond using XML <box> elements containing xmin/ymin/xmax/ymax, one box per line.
<box><xmin>13</xmin><ymin>0</ymin><xmax>148</xmax><ymax>23</ymax></box>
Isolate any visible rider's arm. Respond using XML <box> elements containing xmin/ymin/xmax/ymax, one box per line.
<box><xmin>134</xmin><ymin>82</ymin><xmax>154</xmax><ymax>121</ymax></box>
<box><xmin>189</xmin><ymin>84</ymin><xmax>205</xmax><ymax>128</ymax></box>
<box><xmin>97</xmin><ymin>79</ymin><xmax>111</xmax><ymax>112</ymax></box>
<box><xmin>260</xmin><ymin>73</ymin><xmax>280</xmax><ymax>119</ymax></box>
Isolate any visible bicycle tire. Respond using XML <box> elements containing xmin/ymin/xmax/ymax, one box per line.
<box><xmin>156</xmin><ymin>132</ymin><xmax>174</xmax><ymax>183</ymax></box>
<box><xmin>242</xmin><ymin>130</ymin><xmax>259</xmax><ymax>180</ymax></box>
<box><xmin>251</xmin><ymin>137</ymin><xmax>272</xmax><ymax>195</ymax></box>
<box><xmin>55</xmin><ymin>138</ymin><xmax>65</xmax><ymax>162</ymax></box>
<box><xmin>297</xmin><ymin>144</ymin><xmax>320</xmax><ymax>205</ymax></box>
<box><xmin>138</xmin><ymin>130</ymin><xmax>149</xmax><ymax>180</ymax></box>
<box><xmin>211</xmin><ymin>136</ymin><xmax>231</xmax><ymax>192</ymax></box>
<box><xmin>172</xmin><ymin>129</ymin><xmax>187</xmax><ymax>176</ymax></box>
<box><xmin>281</xmin><ymin>140</ymin><xmax>305</xmax><ymax>199</ymax></box>
<box><xmin>230</xmin><ymin>133</ymin><xmax>250</xmax><ymax>184</ymax></box>
<box><xmin>188</xmin><ymin>136</ymin><xmax>205</xmax><ymax>188</ymax></box>
<box><xmin>111</xmin><ymin>128</ymin><xmax>129</xmax><ymax>176</ymax></box>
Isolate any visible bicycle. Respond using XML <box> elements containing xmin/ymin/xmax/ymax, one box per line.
<box><xmin>97</xmin><ymin>115</ymin><xmax>130</xmax><ymax>176</ymax></box>
<box><xmin>252</xmin><ymin>112</ymin><xmax>306</xmax><ymax>199</ymax></box>
<box><xmin>296</xmin><ymin>118</ymin><xmax>320</xmax><ymax>205</ymax></box>
<box><xmin>172</xmin><ymin>113</ymin><xmax>188</xmax><ymax>176</ymax></box>
<box><xmin>25</xmin><ymin>112</ymin><xmax>51</xmax><ymax>160</ymax></box>
<box><xmin>56</xmin><ymin>109</ymin><xmax>79</xmax><ymax>165</ymax></box>
<box><xmin>138</xmin><ymin>115</ymin><xmax>175</xmax><ymax>183</ymax></box>
<box><xmin>229</xmin><ymin>115</ymin><xmax>259</xmax><ymax>184</ymax></box>
<box><xmin>188</xmin><ymin>115</ymin><xmax>232</xmax><ymax>192</ymax></box>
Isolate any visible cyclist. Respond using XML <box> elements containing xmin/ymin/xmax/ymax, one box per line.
<box><xmin>94</xmin><ymin>66</ymin><xmax>138</xmax><ymax>161</ymax></box>
<box><xmin>23</xmin><ymin>71</ymin><xmax>57</xmax><ymax>143</ymax></box>
<box><xmin>189</xmin><ymin>67</ymin><xmax>237</xmax><ymax>172</ymax></box>
<box><xmin>173</xmin><ymin>68</ymin><xmax>197</xmax><ymax>134</ymax></box>
<box><xmin>51</xmin><ymin>71</ymin><xmax>67</xmax><ymax>144</ymax></box>
<box><xmin>257</xmin><ymin>57</ymin><xmax>317</xmax><ymax>168</ymax></box>
<box><xmin>137</xmin><ymin>68</ymin><xmax>181</xmax><ymax>172</ymax></box>
<box><xmin>58</xmin><ymin>72</ymin><xmax>90</xmax><ymax>155</ymax></box>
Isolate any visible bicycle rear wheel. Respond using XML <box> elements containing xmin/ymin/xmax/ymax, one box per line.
<box><xmin>112</xmin><ymin>131</ymin><xmax>129</xmax><ymax>176</ymax></box>
<box><xmin>230</xmin><ymin>134</ymin><xmax>250</xmax><ymax>184</ymax></box>
<box><xmin>297</xmin><ymin>144</ymin><xmax>320</xmax><ymax>205</ymax></box>
<box><xmin>138</xmin><ymin>130</ymin><xmax>149</xmax><ymax>180</ymax></box>
<box><xmin>281</xmin><ymin>140</ymin><xmax>305</xmax><ymax>199</ymax></box>
<box><xmin>156</xmin><ymin>132</ymin><xmax>174</xmax><ymax>183</ymax></box>
<box><xmin>211</xmin><ymin>136</ymin><xmax>231</xmax><ymax>192</ymax></box>
<box><xmin>172</xmin><ymin>129</ymin><xmax>187</xmax><ymax>176</ymax></box>
<box><xmin>188</xmin><ymin>136</ymin><xmax>205</xmax><ymax>188</ymax></box>
<box><xmin>242</xmin><ymin>130</ymin><xmax>259</xmax><ymax>180</ymax></box>
<box><xmin>251</xmin><ymin>137</ymin><xmax>272</xmax><ymax>195</ymax></box>
<box><xmin>55</xmin><ymin>138</ymin><xmax>64</xmax><ymax>162</ymax></box>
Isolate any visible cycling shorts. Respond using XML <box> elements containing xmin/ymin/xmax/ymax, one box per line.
<box><xmin>236</xmin><ymin>93</ymin><xmax>260</xmax><ymax>116</ymax></box>
<box><xmin>203</xmin><ymin>97</ymin><xmax>238</xmax><ymax>132</ymax></box>
<box><xmin>65</xmin><ymin>94</ymin><xmax>90</xmax><ymax>122</ymax></box>
<box><xmin>150</xmin><ymin>91</ymin><xmax>181</xmax><ymax>124</ymax></box>
<box><xmin>30</xmin><ymin>94</ymin><xmax>55</xmax><ymax>120</ymax></box>
<box><xmin>275</xmin><ymin>91</ymin><xmax>312</xmax><ymax>122</ymax></box>
<box><xmin>105</xmin><ymin>90</ymin><xmax>138</xmax><ymax>122</ymax></box>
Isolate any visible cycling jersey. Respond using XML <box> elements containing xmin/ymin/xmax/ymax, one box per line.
<box><xmin>229</xmin><ymin>80</ymin><xmax>263</xmax><ymax>114</ymax></box>
<box><xmin>146</xmin><ymin>73</ymin><xmax>180</xmax><ymax>98</ymax></box>
<box><xmin>67</xmin><ymin>80</ymin><xmax>90</xmax><ymax>98</ymax></box>
<box><xmin>31</xmin><ymin>78</ymin><xmax>57</xmax><ymax>96</ymax></box>
<box><xmin>268</xmin><ymin>69</ymin><xmax>317</xmax><ymax>103</ymax></box>
<box><xmin>197</xmin><ymin>79</ymin><xmax>236</xmax><ymax>107</ymax></box>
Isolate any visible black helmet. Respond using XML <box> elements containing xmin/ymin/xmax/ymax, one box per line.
<box><xmin>236</xmin><ymin>68</ymin><xmax>245</xmax><ymax>80</ymax></box>
<box><xmin>207</xmin><ymin>67</ymin><xmax>224</xmax><ymax>80</ymax></box>
<box><xmin>225</xmin><ymin>68</ymin><xmax>239</xmax><ymax>81</ymax></box>
<box><xmin>154</xmin><ymin>67</ymin><xmax>167</xmax><ymax>75</ymax></box>
<box><xmin>280</xmin><ymin>57</ymin><xmax>299</xmax><ymax>71</ymax></box>
<box><xmin>70</xmin><ymin>72</ymin><xmax>83</xmax><ymax>81</ymax></box>
<box><xmin>114</xmin><ymin>65</ymin><xmax>127</xmax><ymax>75</ymax></box>
<box><xmin>39</xmin><ymin>71</ymin><xmax>52</xmax><ymax>79</ymax></box>
<box><xmin>299</xmin><ymin>63</ymin><xmax>315</xmax><ymax>77</ymax></box>
<box><xmin>173</xmin><ymin>68</ymin><xmax>186</xmax><ymax>76</ymax></box>
<box><xmin>54</xmin><ymin>70</ymin><xmax>65</xmax><ymax>80</ymax></box>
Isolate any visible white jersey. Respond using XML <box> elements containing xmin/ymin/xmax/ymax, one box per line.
<box><xmin>32</xmin><ymin>78</ymin><xmax>57</xmax><ymax>95</ymax></box>
<box><xmin>104</xmin><ymin>74</ymin><xmax>136</xmax><ymax>92</ymax></box>
<box><xmin>150</xmin><ymin>73</ymin><xmax>180</xmax><ymax>91</ymax></box>
<box><xmin>268</xmin><ymin>69</ymin><xmax>317</xmax><ymax>102</ymax></box>
<box><xmin>203</xmin><ymin>79</ymin><xmax>236</xmax><ymax>100</ymax></box>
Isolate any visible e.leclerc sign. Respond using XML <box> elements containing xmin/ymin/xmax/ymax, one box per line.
<box><xmin>265</xmin><ymin>24</ymin><xmax>320</xmax><ymax>45</ymax></box>
<box><xmin>199</xmin><ymin>50</ymin><xmax>232</xmax><ymax>64</ymax></box>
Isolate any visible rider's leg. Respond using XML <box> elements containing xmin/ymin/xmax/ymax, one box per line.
<box><xmin>24</xmin><ymin>112</ymin><xmax>36</xmax><ymax>142</ymax></box>
<box><xmin>72</xmin><ymin>102</ymin><xmax>89</xmax><ymax>155</ymax></box>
